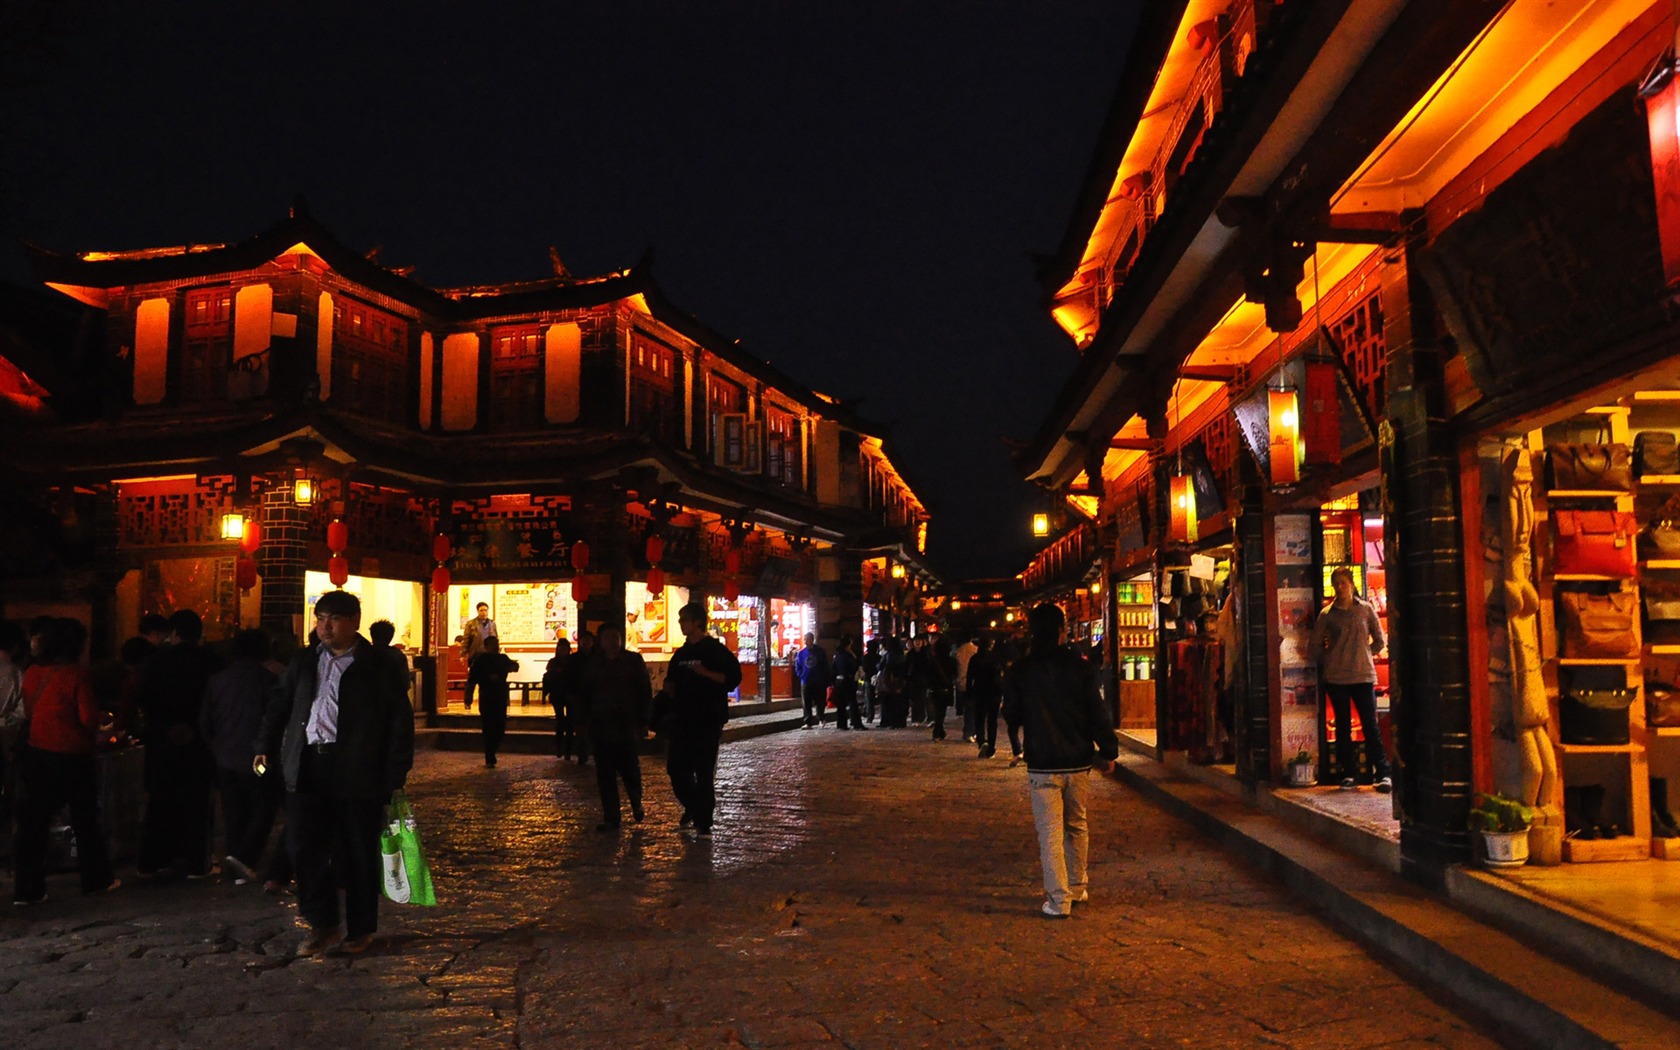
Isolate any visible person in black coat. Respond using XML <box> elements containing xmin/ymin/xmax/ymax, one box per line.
<box><xmin>967</xmin><ymin>636</ymin><xmax>1006</xmax><ymax>759</ymax></box>
<box><xmin>253</xmin><ymin>590</ymin><xmax>413</xmax><ymax>957</ymax></box>
<box><xmin>135</xmin><ymin>609</ymin><xmax>223</xmax><ymax>878</ymax></box>
<box><xmin>659</xmin><ymin>603</ymin><xmax>742</xmax><ymax>837</ymax></box>
<box><xmin>579</xmin><ymin>625</ymin><xmax>651</xmax><ymax>831</ymax></box>
<box><xmin>465</xmin><ymin>636</ymin><xmax>519</xmax><ymax>768</ymax></box>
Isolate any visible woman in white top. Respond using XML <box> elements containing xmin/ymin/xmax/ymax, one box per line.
<box><xmin>1310</xmin><ymin>566</ymin><xmax>1392</xmax><ymax>792</ymax></box>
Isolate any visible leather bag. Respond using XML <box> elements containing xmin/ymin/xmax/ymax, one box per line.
<box><xmin>1557</xmin><ymin>590</ymin><xmax>1639</xmax><ymax>659</ymax></box>
<box><xmin>1646</xmin><ymin>578</ymin><xmax>1680</xmax><ymax>621</ymax></box>
<box><xmin>1636</xmin><ymin>431</ymin><xmax>1680</xmax><ymax>477</ymax></box>
<box><xmin>1639</xmin><ymin>521</ymin><xmax>1680</xmax><ymax>561</ymax></box>
<box><xmin>1559</xmin><ymin>687</ymin><xmax>1634</xmax><ymax>745</ymax></box>
<box><xmin>1647</xmin><ymin>656</ymin><xmax>1680</xmax><ymax>727</ymax></box>
<box><xmin>1547</xmin><ymin>443</ymin><xmax>1633</xmax><ymax>492</ymax></box>
<box><xmin>1552</xmin><ymin>510</ymin><xmax>1638</xmax><ymax>577</ymax></box>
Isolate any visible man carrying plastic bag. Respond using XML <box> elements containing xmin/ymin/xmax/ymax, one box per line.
<box><xmin>380</xmin><ymin>790</ymin><xmax>435</xmax><ymax>906</ymax></box>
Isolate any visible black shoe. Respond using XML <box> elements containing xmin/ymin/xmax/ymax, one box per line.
<box><xmin>595</xmin><ymin>822</ymin><xmax>620</xmax><ymax>833</ymax></box>
<box><xmin>631</xmin><ymin>802</ymin><xmax>645</xmax><ymax>824</ymax></box>
<box><xmin>679</xmin><ymin>810</ymin><xmax>694</xmax><ymax>828</ymax></box>
<box><xmin>852</xmin><ymin>724</ymin><xmax>868</xmax><ymax>730</ymax></box>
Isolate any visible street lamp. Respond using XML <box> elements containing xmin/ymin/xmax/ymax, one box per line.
<box><xmin>220</xmin><ymin>511</ymin><xmax>246</xmax><ymax>541</ymax></box>
<box><xmin>292</xmin><ymin>475</ymin><xmax>317</xmax><ymax>506</ymax></box>
<box><xmin>890</xmin><ymin>562</ymin><xmax>906</xmax><ymax>579</ymax></box>
<box><xmin>1031</xmin><ymin>512</ymin><xmax>1050</xmax><ymax>537</ymax></box>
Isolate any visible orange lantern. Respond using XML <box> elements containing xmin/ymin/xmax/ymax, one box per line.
<box><xmin>432</xmin><ymin>534</ymin><xmax>453</xmax><ymax>563</ymax></box>
<box><xmin>235</xmin><ymin>557</ymin><xmax>258</xmax><ymax>591</ymax></box>
<box><xmin>1169</xmin><ymin>475</ymin><xmax>1198</xmax><ymax>543</ymax></box>
<box><xmin>645</xmin><ymin>534</ymin><xmax>665</xmax><ymax>565</ymax></box>
<box><xmin>570</xmin><ymin>540</ymin><xmax>590</xmax><ymax>571</ymax></box>
<box><xmin>1302</xmin><ymin>360</ymin><xmax>1341</xmax><ymax>467</ymax></box>
<box><xmin>327</xmin><ymin>554</ymin><xmax>349</xmax><ymax>587</ymax></box>
<box><xmin>1268</xmin><ymin>389</ymin><xmax>1301</xmax><ymax>486</ymax></box>
<box><xmin>724</xmin><ymin>579</ymin><xmax>740</xmax><ymax>602</ymax></box>
<box><xmin>646</xmin><ymin>567</ymin><xmax>665</xmax><ymax>593</ymax></box>
<box><xmin>240</xmin><ymin>518</ymin><xmax>262</xmax><ymax>554</ymax></box>
<box><xmin>431</xmin><ymin>566</ymin><xmax>451</xmax><ymax>593</ymax></box>
<box><xmin>572</xmin><ymin>575</ymin><xmax>592</xmax><ymax>604</ymax></box>
<box><xmin>327</xmin><ymin>519</ymin><xmax>349</xmax><ymax>553</ymax></box>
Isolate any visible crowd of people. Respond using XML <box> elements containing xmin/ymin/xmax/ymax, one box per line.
<box><xmin>2</xmin><ymin>595</ymin><xmax>1120</xmax><ymax>932</ymax></box>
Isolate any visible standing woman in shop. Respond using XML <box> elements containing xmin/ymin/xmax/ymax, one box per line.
<box><xmin>1310</xmin><ymin>567</ymin><xmax>1392</xmax><ymax>793</ymax></box>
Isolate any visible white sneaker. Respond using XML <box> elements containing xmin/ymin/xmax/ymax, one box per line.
<box><xmin>1375</xmin><ymin>776</ymin><xmax>1393</xmax><ymax>794</ymax></box>
<box><xmin>1339</xmin><ymin>778</ymin><xmax>1357</xmax><ymax>791</ymax></box>
<box><xmin>1040</xmin><ymin>901</ymin><xmax>1070</xmax><ymax>919</ymax></box>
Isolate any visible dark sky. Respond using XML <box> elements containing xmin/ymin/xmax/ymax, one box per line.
<box><xmin>1</xmin><ymin>0</ymin><xmax>1139</xmax><ymax>581</ymax></box>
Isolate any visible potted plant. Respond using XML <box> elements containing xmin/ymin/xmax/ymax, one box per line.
<box><xmin>1469</xmin><ymin>792</ymin><xmax>1535</xmax><ymax>868</ymax></box>
<box><xmin>1286</xmin><ymin>750</ymin><xmax>1317</xmax><ymax>787</ymax></box>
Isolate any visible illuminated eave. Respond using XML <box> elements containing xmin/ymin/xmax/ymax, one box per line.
<box><xmin>44</xmin><ymin>282</ymin><xmax>108</xmax><ymax>309</ymax></box>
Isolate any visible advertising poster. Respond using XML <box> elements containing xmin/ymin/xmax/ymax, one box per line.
<box><xmin>1280</xmin><ymin>666</ymin><xmax>1320</xmax><ymax>762</ymax></box>
<box><xmin>1274</xmin><ymin>513</ymin><xmax>1313</xmax><ymax>565</ymax></box>
<box><xmin>1276</xmin><ymin>586</ymin><xmax>1316</xmax><ymax>669</ymax></box>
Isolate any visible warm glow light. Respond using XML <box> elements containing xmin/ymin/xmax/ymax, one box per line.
<box><xmin>1032</xmin><ymin>513</ymin><xmax>1050</xmax><ymax>537</ymax></box>
<box><xmin>220</xmin><ymin>512</ymin><xmax>246</xmax><ymax>541</ymax></box>
<box><xmin>1169</xmin><ymin>474</ymin><xmax>1198</xmax><ymax>543</ymax></box>
<box><xmin>1005</xmin><ymin>611</ymin><xmax>1015</xmax><ymax>623</ymax></box>
<box><xmin>293</xmin><ymin>477</ymin><xmax>316</xmax><ymax>506</ymax></box>
<box><xmin>951</xmin><ymin>599</ymin><xmax>962</xmax><ymax>610</ymax></box>
<box><xmin>1268</xmin><ymin>389</ymin><xmax>1302</xmax><ymax>486</ymax></box>
<box><xmin>891</xmin><ymin>563</ymin><xmax>906</xmax><ymax>579</ymax></box>
<box><xmin>1089</xmin><ymin>580</ymin><xmax>1102</xmax><ymax>596</ymax></box>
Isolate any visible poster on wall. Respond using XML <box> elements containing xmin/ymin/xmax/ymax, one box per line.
<box><xmin>1276</xmin><ymin>586</ymin><xmax>1316</xmax><ymax>669</ymax></box>
<box><xmin>1279</xmin><ymin>667</ymin><xmax>1320</xmax><ymax>760</ymax></box>
<box><xmin>1274</xmin><ymin>513</ymin><xmax>1313</xmax><ymax>565</ymax></box>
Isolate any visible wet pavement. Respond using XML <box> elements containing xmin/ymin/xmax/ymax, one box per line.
<box><xmin>1</xmin><ymin>718</ymin><xmax>1499</xmax><ymax>1049</ymax></box>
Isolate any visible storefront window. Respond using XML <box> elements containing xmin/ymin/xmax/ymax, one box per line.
<box><xmin>306</xmin><ymin>571</ymin><xmax>425</xmax><ymax>651</ymax></box>
<box><xmin>624</xmin><ymin>581</ymin><xmax>689</xmax><ymax>656</ymax></box>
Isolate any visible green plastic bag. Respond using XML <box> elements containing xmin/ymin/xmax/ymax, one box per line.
<box><xmin>380</xmin><ymin>790</ymin><xmax>436</xmax><ymax>906</ymax></box>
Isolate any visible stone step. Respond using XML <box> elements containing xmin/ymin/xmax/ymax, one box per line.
<box><xmin>1112</xmin><ymin>753</ymin><xmax>1680</xmax><ymax>1050</ymax></box>
<box><xmin>418</xmin><ymin>704</ymin><xmax>809</xmax><ymax>757</ymax></box>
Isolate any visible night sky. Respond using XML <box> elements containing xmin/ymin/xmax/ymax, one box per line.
<box><xmin>1</xmin><ymin>1</ymin><xmax>1140</xmax><ymax>581</ymax></box>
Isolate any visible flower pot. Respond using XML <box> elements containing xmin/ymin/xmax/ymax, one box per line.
<box><xmin>1480</xmin><ymin>829</ymin><xmax>1530</xmax><ymax>868</ymax></box>
<box><xmin>1286</xmin><ymin>762</ymin><xmax>1317</xmax><ymax>787</ymax></box>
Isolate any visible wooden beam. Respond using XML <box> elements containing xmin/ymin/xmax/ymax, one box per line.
<box><xmin>1109</xmin><ymin>437</ymin><xmax>1154</xmax><ymax>451</ymax></box>
<box><xmin>1178</xmin><ymin>365</ymin><xmax>1238</xmax><ymax>383</ymax></box>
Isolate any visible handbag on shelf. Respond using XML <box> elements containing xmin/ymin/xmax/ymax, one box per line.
<box><xmin>1636</xmin><ymin>431</ymin><xmax>1680</xmax><ymax>478</ymax></box>
<box><xmin>1557</xmin><ymin>590</ymin><xmax>1639</xmax><ymax>659</ymax></box>
<box><xmin>1559</xmin><ymin>687</ymin><xmax>1634</xmax><ymax>745</ymax></box>
<box><xmin>1647</xmin><ymin>657</ymin><xmax>1680</xmax><ymax>727</ymax></box>
<box><xmin>1547</xmin><ymin>442</ymin><xmax>1634</xmax><ymax>492</ymax></box>
<box><xmin>1551</xmin><ymin>510</ymin><xmax>1638</xmax><ymax>577</ymax></box>
<box><xmin>1646</xmin><ymin>578</ymin><xmax>1680</xmax><ymax>621</ymax></box>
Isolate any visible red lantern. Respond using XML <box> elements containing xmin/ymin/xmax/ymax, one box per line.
<box><xmin>327</xmin><ymin>519</ymin><xmax>349</xmax><ymax>553</ymax></box>
<box><xmin>645</xmin><ymin>534</ymin><xmax>665</xmax><ymax>565</ymax></box>
<box><xmin>328</xmin><ymin>554</ymin><xmax>349</xmax><ymax>587</ymax></box>
<box><xmin>240</xmin><ymin>518</ymin><xmax>262</xmax><ymax>554</ymax></box>
<box><xmin>235</xmin><ymin>557</ymin><xmax>258</xmax><ymax>591</ymax></box>
<box><xmin>646</xmin><ymin>567</ymin><xmax>665</xmax><ymax>593</ymax></box>
<box><xmin>570</xmin><ymin>540</ymin><xmax>590</xmax><ymax>571</ymax></box>
<box><xmin>1303</xmin><ymin>360</ymin><xmax>1342</xmax><ymax>467</ymax></box>
<box><xmin>431</xmin><ymin>566</ymin><xmax>451</xmax><ymax>593</ymax></box>
<box><xmin>432</xmin><ymin>534</ymin><xmax>453</xmax><ymax>563</ymax></box>
<box><xmin>723</xmin><ymin>579</ymin><xmax>740</xmax><ymax>603</ymax></box>
<box><xmin>572</xmin><ymin>575</ymin><xmax>591</xmax><ymax>604</ymax></box>
<box><xmin>724</xmin><ymin>548</ymin><xmax>741</xmax><ymax>574</ymax></box>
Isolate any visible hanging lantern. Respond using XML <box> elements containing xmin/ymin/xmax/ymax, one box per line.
<box><xmin>292</xmin><ymin>476</ymin><xmax>317</xmax><ymax>507</ymax></box>
<box><xmin>431</xmin><ymin>565</ymin><xmax>452</xmax><ymax>593</ymax></box>
<box><xmin>570</xmin><ymin>540</ymin><xmax>591</xmax><ymax>571</ymax></box>
<box><xmin>724</xmin><ymin>548</ymin><xmax>741</xmax><ymax>574</ymax></box>
<box><xmin>1302</xmin><ymin>360</ymin><xmax>1342</xmax><ymax>467</ymax></box>
<box><xmin>327</xmin><ymin>519</ymin><xmax>349</xmax><ymax>553</ymax></box>
<box><xmin>1032</xmin><ymin>512</ymin><xmax>1050</xmax><ymax>537</ymax></box>
<box><xmin>432</xmin><ymin>534</ymin><xmax>453</xmax><ymax>563</ymax></box>
<box><xmin>220</xmin><ymin>511</ymin><xmax>246</xmax><ymax>542</ymax></box>
<box><xmin>239</xmin><ymin>518</ymin><xmax>262</xmax><ymax>554</ymax></box>
<box><xmin>723</xmin><ymin>579</ymin><xmax>740</xmax><ymax>603</ymax></box>
<box><xmin>645</xmin><ymin>534</ymin><xmax>665</xmax><ymax>565</ymax></box>
<box><xmin>327</xmin><ymin>554</ymin><xmax>349</xmax><ymax>587</ymax></box>
<box><xmin>1268</xmin><ymin>389</ymin><xmax>1302</xmax><ymax>486</ymax></box>
<box><xmin>572</xmin><ymin>574</ymin><xmax>592</xmax><ymax>604</ymax></box>
<box><xmin>646</xmin><ymin>567</ymin><xmax>665</xmax><ymax>593</ymax></box>
<box><xmin>235</xmin><ymin>557</ymin><xmax>259</xmax><ymax>591</ymax></box>
<box><xmin>1169</xmin><ymin>474</ymin><xmax>1198</xmax><ymax>543</ymax></box>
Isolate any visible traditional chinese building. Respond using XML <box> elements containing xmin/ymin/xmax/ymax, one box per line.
<box><xmin>1</xmin><ymin>202</ymin><xmax>931</xmax><ymax>706</ymax></box>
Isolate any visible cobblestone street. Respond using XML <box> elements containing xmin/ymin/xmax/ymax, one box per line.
<box><xmin>1</xmin><ymin>722</ymin><xmax>1498</xmax><ymax>1049</ymax></box>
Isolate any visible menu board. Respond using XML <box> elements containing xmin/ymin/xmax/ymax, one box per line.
<box><xmin>492</xmin><ymin>582</ymin><xmax>574</xmax><ymax>646</ymax></box>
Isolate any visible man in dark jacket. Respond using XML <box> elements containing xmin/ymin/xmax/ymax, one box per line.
<box><xmin>199</xmin><ymin>628</ymin><xmax>278</xmax><ymax>884</ymax></box>
<box><xmin>580</xmin><ymin>624</ymin><xmax>652</xmax><ymax>831</ymax></box>
<box><xmin>136</xmin><ymin>609</ymin><xmax>224</xmax><ymax>878</ymax></box>
<box><xmin>794</xmin><ymin>632</ymin><xmax>830</xmax><ymax>729</ymax></box>
<box><xmin>254</xmin><ymin>590</ymin><xmax>414</xmax><ymax>956</ymax></box>
<box><xmin>1002</xmin><ymin>604</ymin><xmax>1118</xmax><ymax>919</ymax></box>
<box><xmin>967</xmin><ymin>636</ymin><xmax>1005</xmax><ymax>759</ymax></box>
<box><xmin>660</xmin><ymin>602</ymin><xmax>742</xmax><ymax>838</ymax></box>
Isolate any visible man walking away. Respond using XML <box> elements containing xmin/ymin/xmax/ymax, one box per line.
<box><xmin>831</xmin><ymin>634</ymin><xmax>866</xmax><ymax>731</ymax></box>
<box><xmin>928</xmin><ymin>637</ymin><xmax>954</xmax><ymax>740</ymax></box>
<box><xmin>967</xmin><ymin>636</ymin><xmax>1005</xmax><ymax>759</ymax></box>
<box><xmin>200</xmin><ymin>628</ymin><xmax>279</xmax><ymax>884</ymax></box>
<box><xmin>254</xmin><ymin>590</ymin><xmax>414</xmax><ymax>956</ymax></box>
<box><xmin>954</xmin><ymin>633</ymin><xmax>978</xmax><ymax>741</ymax></box>
<box><xmin>1002</xmin><ymin>604</ymin><xmax>1118</xmax><ymax>918</ymax></box>
<box><xmin>580</xmin><ymin>625</ymin><xmax>651</xmax><ymax>831</ymax></box>
<box><xmin>795</xmin><ymin>632</ymin><xmax>831</xmax><ymax>729</ymax></box>
<box><xmin>136</xmin><ymin>609</ymin><xmax>223</xmax><ymax>878</ymax></box>
<box><xmin>465</xmin><ymin>636</ymin><xmax>518</xmax><ymax>768</ymax></box>
<box><xmin>660</xmin><ymin>602</ymin><xmax>742</xmax><ymax>838</ymax></box>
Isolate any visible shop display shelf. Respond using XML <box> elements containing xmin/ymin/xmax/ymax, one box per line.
<box><xmin>1553</xmin><ymin>574</ymin><xmax>1631</xmax><ymax>581</ymax></box>
<box><xmin>1640</xmin><ymin>560</ymin><xmax>1680</xmax><ymax>570</ymax></box>
<box><xmin>1546</xmin><ymin>489</ymin><xmax>1635</xmax><ymax>499</ymax></box>
<box><xmin>1646</xmin><ymin>644</ymin><xmax>1680</xmax><ymax>655</ymax></box>
<box><xmin>1652</xmin><ymin>838</ymin><xmax>1680</xmax><ymax>861</ymax></box>
<box><xmin>1556</xmin><ymin>742</ymin><xmax>1640</xmax><ymax>754</ymax></box>
<box><xmin>1637</xmin><ymin>476</ymin><xmax>1680</xmax><ymax>486</ymax></box>
<box><xmin>1556</xmin><ymin>658</ymin><xmax>1639</xmax><ymax>666</ymax></box>
<box><xmin>1652</xmin><ymin>727</ymin><xmax>1680</xmax><ymax>738</ymax></box>
<box><xmin>1563</xmin><ymin>836</ymin><xmax>1651</xmax><ymax>863</ymax></box>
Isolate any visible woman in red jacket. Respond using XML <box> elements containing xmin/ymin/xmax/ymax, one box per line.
<box><xmin>12</xmin><ymin>617</ymin><xmax>119</xmax><ymax>905</ymax></box>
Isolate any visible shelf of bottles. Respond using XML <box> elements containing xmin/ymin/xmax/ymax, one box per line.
<box><xmin>1115</xmin><ymin>576</ymin><xmax>1156</xmax><ymax>682</ymax></box>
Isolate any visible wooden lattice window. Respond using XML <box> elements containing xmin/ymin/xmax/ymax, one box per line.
<box><xmin>332</xmin><ymin>297</ymin><xmax>408</xmax><ymax>423</ymax></box>
<box><xmin>766</xmin><ymin>407</ymin><xmax>802</xmax><ymax>488</ymax></box>
<box><xmin>181</xmin><ymin>287</ymin><xmax>232</xmax><ymax>402</ymax></box>
<box><xmin>490</xmin><ymin>324</ymin><xmax>543</xmax><ymax>430</ymax></box>
<box><xmin>1329</xmin><ymin>292</ymin><xmax>1386</xmax><ymax>422</ymax></box>
<box><xmin>629</xmin><ymin>338</ymin><xmax>677</xmax><ymax>440</ymax></box>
